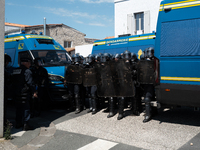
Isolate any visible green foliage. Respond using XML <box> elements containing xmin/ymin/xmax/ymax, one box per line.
<box><xmin>4</xmin><ymin>120</ymin><xmax>12</xmax><ymax>140</ymax></box>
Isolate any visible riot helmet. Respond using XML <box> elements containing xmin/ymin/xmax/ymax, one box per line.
<box><xmin>72</xmin><ymin>54</ymin><xmax>80</xmax><ymax>64</ymax></box>
<box><xmin>79</xmin><ymin>55</ymin><xmax>84</xmax><ymax>64</ymax></box>
<box><xmin>131</xmin><ymin>52</ymin><xmax>138</xmax><ymax>62</ymax></box>
<box><xmin>101</xmin><ymin>53</ymin><xmax>110</xmax><ymax>62</ymax></box>
<box><xmin>123</xmin><ymin>50</ymin><xmax>131</xmax><ymax>60</ymax></box>
<box><xmin>110</xmin><ymin>54</ymin><xmax>115</xmax><ymax>60</ymax></box>
<box><xmin>87</xmin><ymin>54</ymin><xmax>95</xmax><ymax>64</ymax></box>
<box><xmin>95</xmin><ymin>54</ymin><xmax>101</xmax><ymax>62</ymax></box>
<box><xmin>140</xmin><ymin>53</ymin><xmax>145</xmax><ymax>60</ymax></box>
<box><xmin>146</xmin><ymin>47</ymin><xmax>154</xmax><ymax>59</ymax></box>
<box><xmin>114</xmin><ymin>53</ymin><xmax>121</xmax><ymax>60</ymax></box>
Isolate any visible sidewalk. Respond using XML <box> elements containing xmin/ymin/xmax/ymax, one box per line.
<box><xmin>1</xmin><ymin>104</ymin><xmax>200</xmax><ymax>150</ymax></box>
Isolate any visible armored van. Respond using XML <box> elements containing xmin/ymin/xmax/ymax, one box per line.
<box><xmin>4</xmin><ymin>32</ymin><xmax>71</xmax><ymax>101</ymax></box>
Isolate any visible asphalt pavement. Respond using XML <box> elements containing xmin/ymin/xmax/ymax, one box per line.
<box><xmin>1</xmin><ymin>102</ymin><xmax>200</xmax><ymax>150</ymax></box>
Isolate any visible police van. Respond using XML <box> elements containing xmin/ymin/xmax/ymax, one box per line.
<box><xmin>92</xmin><ymin>33</ymin><xmax>156</xmax><ymax>59</ymax></box>
<box><xmin>155</xmin><ymin>0</ymin><xmax>200</xmax><ymax>108</ymax></box>
<box><xmin>4</xmin><ymin>32</ymin><xmax>71</xmax><ymax>101</ymax></box>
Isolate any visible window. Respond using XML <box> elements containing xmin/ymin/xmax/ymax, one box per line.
<box><xmin>64</xmin><ymin>41</ymin><xmax>72</xmax><ymax>48</ymax></box>
<box><xmin>135</xmin><ymin>12</ymin><xmax>144</xmax><ymax>31</ymax></box>
<box><xmin>36</xmin><ymin>39</ymin><xmax>54</xmax><ymax>44</ymax></box>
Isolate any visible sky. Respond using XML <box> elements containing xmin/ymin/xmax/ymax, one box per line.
<box><xmin>5</xmin><ymin>0</ymin><xmax>114</xmax><ymax>40</ymax></box>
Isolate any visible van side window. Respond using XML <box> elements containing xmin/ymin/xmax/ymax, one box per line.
<box><xmin>18</xmin><ymin>51</ymin><xmax>32</xmax><ymax>66</ymax></box>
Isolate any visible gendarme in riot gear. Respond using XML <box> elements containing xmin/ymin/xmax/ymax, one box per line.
<box><xmin>138</xmin><ymin>47</ymin><xmax>159</xmax><ymax>123</ymax></box>
<box><xmin>13</xmin><ymin>58</ymin><xmax>37</xmax><ymax>131</ymax></box>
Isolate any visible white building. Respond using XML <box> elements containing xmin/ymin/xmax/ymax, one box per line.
<box><xmin>75</xmin><ymin>44</ymin><xmax>93</xmax><ymax>57</ymax></box>
<box><xmin>114</xmin><ymin>0</ymin><xmax>162</xmax><ymax>37</ymax></box>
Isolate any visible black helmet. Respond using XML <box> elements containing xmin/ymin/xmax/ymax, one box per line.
<box><xmin>72</xmin><ymin>54</ymin><xmax>80</xmax><ymax>63</ymax></box>
<box><xmin>101</xmin><ymin>53</ymin><xmax>110</xmax><ymax>62</ymax></box>
<box><xmin>140</xmin><ymin>53</ymin><xmax>145</xmax><ymax>60</ymax></box>
<box><xmin>131</xmin><ymin>52</ymin><xmax>137</xmax><ymax>61</ymax></box>
<box><xmin>95</xmin><ymin>54</ymin><xmax>101</xmax><ymax>62</ymax></box>
<box><xmin>114</xmin><ymin>53</ymin><xmax>121</xmax><ymax>59</ymax></box>
<box><xmin>87</xmin><ymin>54</ymin><xmax>95</xmax><ymax>63</ymax></box>
<box><xmin>146</xmin><ymin>47</ymin><xmax>154</xmax><ymax>59</ymax></box>
<box><xmin>123</xmin><ymin>50</ymin><xmax>131</xmax><ymax>60</ymax></box>
<box><xmin>109</xmin><ymin>54</ymin><xmax>115</xmax><ymax>60</ymax></box>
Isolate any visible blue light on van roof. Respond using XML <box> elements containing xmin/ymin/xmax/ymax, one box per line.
<box><xmin>21</xmin><ymin>30</ymin><xmax>25</xmax><ymax>34</ymax></box>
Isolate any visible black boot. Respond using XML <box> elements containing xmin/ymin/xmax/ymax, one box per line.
<box><xmin>23</xmin><ymin>123</ymin><xmax>33</xmax><ymax>131</ymax></box>
<box><xmin>107</xmin><ymin>97</ymin><xmax>115</xmax><ymax>118</ymax></box>
<box><xmin>132</xmin><ymin>97</ymin><xmax>140</xmax><ymax>116</ymax></box>
<box><xmin>75</xmin><ymin>95</ymin><xmax>81</xmax><ymax>114</ymax></box>
<box><xmin>87</xmin><ymin>98</ymin><xmax>93</xmax><ymax>113</ymax></box>
<box><xmin>117</xmin><ymin>97</ymin><xmax>124</xmax><ymax>120</ymax></box>
<box><xmin>92</xmin><ymin>98</ymin><xmax>97</xmax><ymax>115</ymax></box>
<box><xmin>143</xmin><ymin>100</ymin><xmax>152</xmax><ymax>123</ymax></box>
<box><xmin>68</xmin><ymin>95</ymin><xmax>75</xmax><ymax>111</ymax></box>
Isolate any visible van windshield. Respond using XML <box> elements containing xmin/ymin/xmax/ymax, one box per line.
<box><xmin>31</xmin><ymin>50</ymin><xmax>71</xmax><ymax>66</ymax></box>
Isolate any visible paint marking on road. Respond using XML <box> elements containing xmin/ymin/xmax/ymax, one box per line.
<box><xmin>77</xmin><ymin>139</ymin><xmax>118</xmax><ymax>150</ymax></box>
<box><xmin>12</xmin><ymin>131</ymin><xmax>26</xmax><ymax>137</ymax></box>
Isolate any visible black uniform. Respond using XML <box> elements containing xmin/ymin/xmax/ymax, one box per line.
<box><xmin>13</xmin><ymin>61</ymin><xmax>36</xmax><ymax>130</ymax></box>
<box><xmin>142</xmin><ymin>47</ymin><xmax>157</xmax><ymax>123</ymax></box>
<box><xmin>130</xmin><ymin>54</ymin><xmax>142</xmax><ymax>116</ymax></box>
<box><xmin>84</xmin><ymin>60</ymin><xmax>98</xmax><ymax>115</ymax></box>
<box><xmin>31</xmin><ymin>64</ymin><xmax>49</xmax><ymax>115</ymax></box>
<box><xmin>65</xmin><ymin>54</ymin><xmax>82</xmax><ymax>114</ymax></box>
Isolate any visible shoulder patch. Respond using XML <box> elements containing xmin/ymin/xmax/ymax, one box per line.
<box><xmin>13</xmin><ymin>69</ymin><xmax>22</xmax><ymax>75</ymax></box>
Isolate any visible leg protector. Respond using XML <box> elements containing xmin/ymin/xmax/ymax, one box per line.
<box><xmin>107</xmin><ymin>97</ymin><xmax>115</xmax><ymax>118</ymax></box>
<box><xmin>117</xmin><ymin>97</ymin><xmax>124</xmax><ymax>120</ymax></box>
<box><xmin>75</xmin><ymin>94</ymin><xmax>81</xmax><ymax>114</ymax></box>
<box><xmin>143</xmin><ymin>97</ymin><xmax>152</xmax><ymax>123</ymax></box>
<box><xmin>132</xmin><ymin>97</ymin><xmax>140</xmax><ymax>116</ymax></box>
<box><xmin>87</xmin><ymin>97</ymin><xmax>93</xmax><ymax>113</ymax></box>
<box><xmin>91</xmin><ymin>94</ymin><xmax>97</xmax><ymax>115</ymax></box>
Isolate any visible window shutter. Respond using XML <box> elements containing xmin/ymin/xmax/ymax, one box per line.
<box><xmin>127</xmin><ymin>13</ymin><xmax>135</xmax><ymax>35</ymax></box>
<box><xmin>144</xmin><ymin>11</ymin><xmax>150</xmax><ymax>33</ymax></box>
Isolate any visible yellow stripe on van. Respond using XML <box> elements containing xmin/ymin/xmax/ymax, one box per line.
<box><xmin>160</xmin><ymin>0</ymin><xmax>200</xmax><ymax>11</ymax></box>
<box><xmin>129</xmin><ymin>35</ymin><xmax>155</xmax><ymax>42</ymax></box>
<box><xmin>164</xmin><ymin>0</ymin><xmax>198</xmax><ymax>6</ymax></box>
<box><xmin>93</xmin><ymin>41</ymin><xmax>106</xmax><ymax>46</ymax></box>
<box><xmin>161</xmin><ymin>76</ymin><xmax>200</xmax><ymax>82</ymax></box>
<box><xmin>4</xmin><ymin>36</ymin><xmax>25</xmax><ymax>43</ymax></box>
<box><xmin>25</xmin><ymin>35</ymin><xmax>52</xmax><ymax>39</ymax></box>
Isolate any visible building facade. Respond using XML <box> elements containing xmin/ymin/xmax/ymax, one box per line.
<box><xmin>5</xmin><ymin>23</ymin><xmax>97</xmax><ymax>56</ymax></box>
<box><xmin>114</xmin><ymin>0</ymin><xmax>162</xmax><ymax>37</ymax></box>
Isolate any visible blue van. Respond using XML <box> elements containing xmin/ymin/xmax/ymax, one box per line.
<box><xmin>92</xmin><ymin>33</ymin><xmax>156</xmax><ymax>59</ymax></box>
<box><xmin>4</xmin><ymin>32</ymin><xmax>71</xmax><ymax>101</ymax></box>
<box><xmin>155</xmin><ymin>0</ymin><xmax>200</xmax><ymax>107</ymax></box>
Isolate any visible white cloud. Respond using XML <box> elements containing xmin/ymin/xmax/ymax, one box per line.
<box><xmin>75</xmin><ymin>20</ymin><xmax>84</xmax><ymax>24</ymax></box>
<box><xmin>89</xmin><ymin>22</ymin><xmax>105</xmax><ymax>26</ymax></box>
<box><xmin>80</xmin><ymin>0</ymin><xmax>113</xmax><ymax>3</ymax></box>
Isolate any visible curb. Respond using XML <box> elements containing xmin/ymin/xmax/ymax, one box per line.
<box><xmin>0</xmin><ymin>122</ymin><xmax>56</xmax><ymax>150</ymax></box>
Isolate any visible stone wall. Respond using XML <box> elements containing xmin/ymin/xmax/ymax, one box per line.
<box><xmin>25</xmin><ymin>25</ymin><xmax>87</xmax><ymax>48</ymax></box>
